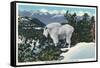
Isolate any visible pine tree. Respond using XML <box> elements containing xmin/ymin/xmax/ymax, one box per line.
<box><xmin>90</xmin><ymin>16</ymin><xmax>95</xmax><ymax>42</ymax></box>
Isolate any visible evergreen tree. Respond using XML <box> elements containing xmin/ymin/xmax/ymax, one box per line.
<box><xmin>64</xmin><ymin>11</ymin><xmax>94</xmax><ymax>45</ymax></box>
<box><xmin>77</xmin><ymin>13</ymin><xmax>92</xmax><ymax>42</ymax></box>
<box><xmin>90</xmin><ymin>16</ymin><xmax>95</xmax><ymax>42</ymax></box>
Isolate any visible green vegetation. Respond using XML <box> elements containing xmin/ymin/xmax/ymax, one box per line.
<box><xmin>64</xmin><ymin>11</ymin><xmax>95</xmax><ymax>45</ymax></box>
<box><xmin>18</xmin><ymin>16</ymin><xmax>62</xmax><ymax>62</ymax></box>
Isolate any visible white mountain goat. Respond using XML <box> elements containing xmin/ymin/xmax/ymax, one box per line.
<box><xmin>43</xmin><ymin>23</ymin><xmax>74</xmax><ymax>48</ymax></box>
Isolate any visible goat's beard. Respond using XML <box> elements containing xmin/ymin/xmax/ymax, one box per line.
<box><xmin>43</xmin><ymin>29</ymin><xmax>48</xmax><ymax>38</ymax></box>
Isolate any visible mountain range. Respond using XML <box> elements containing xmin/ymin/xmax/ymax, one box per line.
<box><xmin>19</xmin><ymin>10</ymin><xmax>68</xmax><ymax>25</ymax></box>
<box><xmin>19</xmin><ymin>10</ymin><xmax>88</xmax><ymax>25</ymax></box>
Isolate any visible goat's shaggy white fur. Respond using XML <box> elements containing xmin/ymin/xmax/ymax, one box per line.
<box><xmin>43</xmin><ymin>23</ymin><xmax>74</xmax><ymax>48</ymax></box>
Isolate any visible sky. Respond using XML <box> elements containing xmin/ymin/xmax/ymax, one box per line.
<box><xmin>18</xmin><ymin>3</ymin><xmax>96</xmax><ymax>16</ymax></box>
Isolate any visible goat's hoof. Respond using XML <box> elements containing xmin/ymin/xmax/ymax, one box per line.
<box><xmin>67</xmin><ymin>48</ymin><xmax>70</xmax><ymax>50</ymax></box>
<box><xmin>61</xmin><ymin>48</ymin><xmax>70</xmax><ymax>51</ymax></box>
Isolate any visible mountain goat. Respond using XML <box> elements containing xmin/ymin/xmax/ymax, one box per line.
<box><xmin>43</xmin><ymin>23</ymin><xmax>74</xmax><ymax>48</ymax></box>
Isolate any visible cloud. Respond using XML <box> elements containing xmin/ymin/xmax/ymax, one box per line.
<box><xmin>49</xmin><ymin>10</ymin><xmax>59</xmax><ymax>14</ymax></box>
<box><xmin>40</xmin><ymin>9</ymin><xmax>64</xmax><ymax>15</ymax></box>
<box><xmin>60</xmin><ymin>9</ymin><xmax>66</xmax><ymax>14</ymax></box>
<box><xmin>38</xmin><ymin>9</ymin><xmax>67</xmax><ymax>15</ymax></box>
<box><xmin>40</xmin><ymin>8</ymin><xmax>48</xmax><ymax>13</ymax></box>
<box><xmin>77</xmin><ymin>11</ymin><xmax>84</xmax><ymax>16</ymax></box>
<box><xmin>49</xmin><ymin>9</ymin><xmax>66</xmax><ymax>14</ymax></box>
<box><xmin>77</xmin><ymin>11</ymin><xmax>94</xmax><ymax>16</ymax></box>
<box><xmin>37</xmin><ymin>8</ymin><xmax>95</xmax><ymax>16</ymax></box>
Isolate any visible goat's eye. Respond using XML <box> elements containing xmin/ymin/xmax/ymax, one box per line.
<box><xmin>45</xmin><ymin>27</ymin><xmax>47</xmax><ymax>29</ymax></box>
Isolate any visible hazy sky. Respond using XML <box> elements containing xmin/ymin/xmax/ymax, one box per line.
<box><xmin>18</xmin><ymin>3</ymin><xmax>96</xmax><ymax>16</ymax></box>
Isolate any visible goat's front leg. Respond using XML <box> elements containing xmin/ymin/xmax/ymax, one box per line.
<box><xmin>52</xmin><ymin>37</ymin><xmax>58</xmax><ymax>47</ymax></box>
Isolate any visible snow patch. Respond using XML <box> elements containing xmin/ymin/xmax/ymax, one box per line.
<box><xmin>60</xmin><ymin>42</ymin><xmax>96</xmax><ymax>61</ymax></box>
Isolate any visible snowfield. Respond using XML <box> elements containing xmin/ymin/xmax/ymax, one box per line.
<box><xmin>60</xmin><ymin>42</ymin><xmax>96</xmax><ymax>61</ymax></box>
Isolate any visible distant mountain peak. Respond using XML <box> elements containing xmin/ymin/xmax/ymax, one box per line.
<box><xmin>19</xmin><ymin>16</ymin><xmax>46</xmax><ymax>27</ymax></box>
